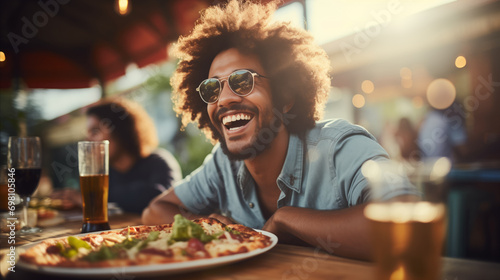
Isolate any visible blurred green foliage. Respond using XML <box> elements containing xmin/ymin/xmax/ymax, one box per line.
<box><xmin>0</xmin><ymin>90</ymin><xmax>44</xmax><ymax>166</ymax></box>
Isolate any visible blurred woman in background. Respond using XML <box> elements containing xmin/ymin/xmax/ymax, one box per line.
<box><xmin>55</xmin><ymin>98</ymin><xmax>182</xmax><ymax>214</ymax></box>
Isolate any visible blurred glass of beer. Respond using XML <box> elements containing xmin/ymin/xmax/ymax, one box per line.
<box><xmin>78</xmin><ymin>141</ymin><xmax>111</xmax><ymax>233</ymax></box>
<box><xmin>362</xmin><ymin>158</ymin><xmax>451</xmax><ymax>280</ymax></box>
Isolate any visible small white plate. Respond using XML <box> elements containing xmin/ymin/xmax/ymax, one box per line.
<box><xmin>16</xmin><ymin>229</ymin><xmax>278</xmax><ymax>277</ymax></box>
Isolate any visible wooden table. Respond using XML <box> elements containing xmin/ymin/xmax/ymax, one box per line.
<box><xmin>1</xmin><ymin>212</ymin><xmax>499</xmax><ymax>280</ymax></box>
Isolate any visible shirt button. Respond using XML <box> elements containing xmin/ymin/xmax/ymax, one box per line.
<box><xmin>248</xmin><ymin>202</ymin><xmax>254</xmax><ymax>208</ymax></box>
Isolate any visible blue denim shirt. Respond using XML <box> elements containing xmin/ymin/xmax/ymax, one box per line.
<box><xmin>174</xmin><ymin>119</ymin><xmax>417</xmax><ymax>229</ymax></box>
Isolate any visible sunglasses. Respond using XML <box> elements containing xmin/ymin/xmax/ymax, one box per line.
<box><xmin>196</xmin><ymin>69</ymin><xmax>268</xmax><ymax>104</ymax></box>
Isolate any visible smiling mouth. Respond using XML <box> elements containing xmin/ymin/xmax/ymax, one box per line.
<box><xmin>221</xmin><ymin>113</ymin><xmax>254</xmax><ymax>131</ymax></box>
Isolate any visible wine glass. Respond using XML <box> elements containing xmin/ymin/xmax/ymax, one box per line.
<box><xmin>7</xmin><ymin>136</ymin><xmax>42</xmax><ymax>234</ymax></box>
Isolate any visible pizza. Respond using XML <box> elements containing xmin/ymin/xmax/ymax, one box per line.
<box><xmin>20</xmin><ymin>215</ymin><xmax>273</xmax><ymax>268</ymax></box>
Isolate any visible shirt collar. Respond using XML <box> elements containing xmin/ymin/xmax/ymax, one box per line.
<box><xmin>237</xmin><ymin>162</ymin><xmax>252</xmax><ymax>199</ymax></box>
<box><xmin>237</xmin><ymin>133</ymin><xmax>304</xmax><ymax>195</ymax></box>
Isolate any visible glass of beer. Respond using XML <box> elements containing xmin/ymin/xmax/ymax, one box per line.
<box><xmin>362</xmin><ymin>158</ymin><xmax>451</xmax><ymax>280</ymax></box>
<box><xmin>78</xmin><ymin>140</ymin><xmax>111</xmax><ymax>233</ymax></box>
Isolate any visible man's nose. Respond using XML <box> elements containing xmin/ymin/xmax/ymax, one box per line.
<box><xmin>217</xmin><ymin>81</ymin><xmax>242</xmax><ymax>107</ymax></box>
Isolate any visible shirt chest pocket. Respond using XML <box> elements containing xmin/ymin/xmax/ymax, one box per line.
<box><xmin>287</xmin><ymin>178</ymin><xmax>341</xmax><ymax>210</ymax></box>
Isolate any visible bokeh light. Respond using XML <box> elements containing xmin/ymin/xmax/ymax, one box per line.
<box><xmin>455</xmin><ymin>56</ymin><xmax>466</xmax><ymax>68</ymax></box>
<box><xmin>430</xmin><ymin>157</ymin><xmax>452</xmax><ymax>181</ymax></box>
<box><xmin>361</xmin><ymin>80</ymin><xmax>374</xmax><ymax>94</ymax></box>
<box><xmin>361</xmin><ymin>160</ymin><xmax>381</xmax><ymax>182</ymax></box>
<box><xmin>352</xmin><ymin>94</ymin><xmax>366</xmax><ymax>108</ymax></box>
<box><xmin>400</xmin><ymin>67</ymin><xmax>412</xmax><ymax>79</ymax></box>
<box><xmin>0</xmin><ymin>51</ymin><xmax>5</xmax><ymax>62</ymax></box>
<box><xmin>426</xmin><ymin>78</ymin><xmax>456</xmax><ymax>110</ymax></box>
<box><xmin>115</xmin><ymin>0</ymin><xmax>130</xmax><ymax>15</ymax></box>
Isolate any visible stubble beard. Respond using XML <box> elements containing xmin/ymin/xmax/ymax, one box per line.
<box><xmin>215</xmin><ymin>109</ymin><xmax>282</xmax><ymax>161</ymax></box>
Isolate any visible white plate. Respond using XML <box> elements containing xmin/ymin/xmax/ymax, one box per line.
<box><xmin>16</xmin><ymin>229</ymin><xmax>278</xmax><ymax>277</ymax></box>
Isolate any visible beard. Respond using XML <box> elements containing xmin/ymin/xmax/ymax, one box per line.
<box><xmin>212</xmin><ymin>105</ymin><xmax>283</xmax><ymax>161</ymax></box>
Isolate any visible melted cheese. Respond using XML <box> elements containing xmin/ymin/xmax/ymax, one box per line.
<box><xmin>127</xmin><ymin>231</ymin><xmax>173</xmax><ymax>258</ymax></box>
<box><xmin>222</xmin><ymin>232</ymin><xmax>241</xmax><ymax>244</ymax></box>
<box><xmin>75</xmin><ymin>248</ymin><xmax>91</xmax><ymax>259</ymax></box>
<box><xmin>146</xmin><ymin>232</ymin><xmax>171</xmax><ymax>251</ymax></box>
<box><xmin>103</xmin><ymin>234</ymin><xmax>127</xmax><ymax>244</ymax></box>
<box><xmin>169</xmin><ymin>241</ymin><xmax>188</xmax><ymax>250</ymax></box>
<box><xmin>126</xmin><ymin>246</ymin><xmax>139</xmax><ymax>259</ymax></box>
<box><xmin>201</xmin><ymin>222</ymin><xmax>222</xmax><ymax>234</ymax></box>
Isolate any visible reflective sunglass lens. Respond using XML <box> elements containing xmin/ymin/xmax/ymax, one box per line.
<box><xmin>229</xmin><ymin>70</ymin><xmax>253</xmax><ymax>95</ymax></box>
<box><xmin>201</xmin><ymin>79</ymin><xmax>220</xmax><ymax>103</ymax></box>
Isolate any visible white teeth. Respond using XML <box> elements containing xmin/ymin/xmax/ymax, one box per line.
<box><xmin>222</xmin><ymin>113</ymin><xmax>252</xmax><ymax>125</ymax></box>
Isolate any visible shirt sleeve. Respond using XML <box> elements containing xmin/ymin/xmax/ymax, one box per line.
<box><xmin>174</xmin><ymin>146</ymin><xmax>224</xmax><ymax>215</ymax></box>
<box><xmin>333</xmin><ymin>130</ymin><xmax>419</xmax><ymax>206</ymax></box>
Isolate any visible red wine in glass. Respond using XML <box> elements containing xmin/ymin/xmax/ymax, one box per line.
<box><xmin>15</xmin><ymin>168</ymin><xmax>42</xmax><ymax>197</ymax></box>
<box><xmin>8</xmin><ymin>136</ymin><xmax>42</xmax><ymax>235</ymax></box>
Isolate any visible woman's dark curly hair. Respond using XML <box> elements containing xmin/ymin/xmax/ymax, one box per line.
<box><xmin>171</xmin><ymin>0</ymin><xmax>331</xmax><ymax>142</ymax></box>
<box><xmin>86</xmin><ymin>98</ymin><xmax>158</xmax><ymax>159</ymax></box>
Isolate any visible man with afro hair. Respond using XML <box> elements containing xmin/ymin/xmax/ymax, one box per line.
<box><xmin>143</xmin><ymin>0</ymin><xmax>418</xmax><ymax>260</ymax></box>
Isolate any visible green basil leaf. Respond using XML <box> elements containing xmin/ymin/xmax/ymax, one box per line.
<box><xmin>171</xmin><ymin>214</ymin><xmax>207</xmax><ymax>242</ymax></box>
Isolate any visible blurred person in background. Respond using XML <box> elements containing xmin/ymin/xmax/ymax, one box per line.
<box><xmin>142</xmin><ymin>0</ymin><xmax>418</xmax><ymax>260</ymax></box>
<box><xmin>395</xmin><ymin>117</ymin><xmax>420</xmax><ymax>162</ymax></box>
<box><xmin>418</xmin><ymin>79</ymin><xmax>467</xmax><ymax>162</ymax></box>
<box><xmin>54</xmin><ymin>98</ymin><xmax>182</xmax><ymax>214</ymax></box>
<box><xmin>418</xmin><ymin>102</ymin><xmax>467</xmax><ymax>162</ymax></box>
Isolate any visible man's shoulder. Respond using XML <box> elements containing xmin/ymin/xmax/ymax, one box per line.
<box><xmin>305</xmin><ymin>119</ymin><xmax>376</xmax><ymax>143</ymax></box>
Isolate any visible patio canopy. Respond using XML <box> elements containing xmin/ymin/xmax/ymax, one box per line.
<box><xmin>0</xmin><ymin>0</ymin><xmax>297</xmax><ymax>90</ymax></box>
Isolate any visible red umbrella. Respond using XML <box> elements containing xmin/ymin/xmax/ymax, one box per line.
<box><xmin>0</xmin><ymin>0</ymin><xmax>298</xmax><ymax>91</ymax></box>
<box><xmin>0</xmin><ymin>0</ymin><xmax>211</xmax><ymax>90</ymax></box>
